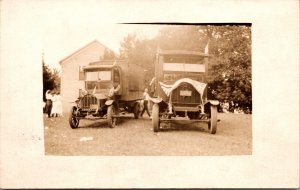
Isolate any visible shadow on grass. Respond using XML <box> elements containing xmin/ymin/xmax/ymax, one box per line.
<box><xmin>159</xmin><ymin>123</ymin><xmax>207</xmax><ymax>132</ymax></box>
<box><xmin>76</xmin><ymin>115</ymin><xmax>138</xmax><ymax>129</ymax></box>
<box><xmin>77</xmin><ymin>120</ymin><xmax>110</xmax><ymax>129</ymax></box>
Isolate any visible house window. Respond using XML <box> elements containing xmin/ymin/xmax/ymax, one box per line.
<box><xmin>79</xmin><ymin>66</ymin><xmax>84</xmax><ymax>80</ymax></box>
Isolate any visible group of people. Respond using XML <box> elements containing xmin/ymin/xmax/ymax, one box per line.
<box><xmin>220</xmin><ymin>100</ymin><xmax>251</xmax><ymax>114</ymax></box>
<box><xmin>45</xmin><ymin>90</ymin><xmax>63</xmax><ymax>118</ymax></box>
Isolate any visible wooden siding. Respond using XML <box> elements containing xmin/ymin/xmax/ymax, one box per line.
<box><xmin>60</xmin><ymin>42</ymin><xmax>107</xmax><ymax>112</ymax></box>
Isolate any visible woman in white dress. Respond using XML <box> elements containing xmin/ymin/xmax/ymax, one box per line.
<box><xmin>50</xmin><ymin>92</ymin><xmax>58</xmax><ymax>117</ymax></box>
<box><xmin>51</xmin><ymin>91</ymin><xmax>63</xmax><ymax>117</ymax></box>
<box><xmin>55</xmin><ymin>92</ymin><xmax>63</xmax><ymax>116</ymax></box>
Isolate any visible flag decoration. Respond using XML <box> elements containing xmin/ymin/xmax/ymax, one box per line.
<box><xmin>204</xmin><ymin>40</ymin><xmax>210</xmax><ymax>54</ymax></box>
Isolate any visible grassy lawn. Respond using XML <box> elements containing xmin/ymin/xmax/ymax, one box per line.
<box><xmin>44</xmin><ymin>113</ymin><xmax>252</xmax><ymax>156</ymax></box>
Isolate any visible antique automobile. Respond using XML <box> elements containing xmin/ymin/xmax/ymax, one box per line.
<box><xmin>69</xmin><ymin>60</ymin><xmax>145</xmax><ymax>129</ymax></box>
<box><xmin>150</xmin><ymin>49</ymin><xmax>219</xmax><ymax>134</ymax></box>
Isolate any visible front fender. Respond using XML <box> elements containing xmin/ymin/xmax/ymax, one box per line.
<box><xmin>151</xmin><ymin>97</ymin><xmax>163</xmax><ymax>104</ymax></box>
<box><xmin>105</xmin><ymin>100</ymin><xmax>114</xmax><ymax>106</ymax></box>
<box><xmin>68</xmin><ymin>99</ymin><xmax>80</xmax><ymax>105</ymax></box>
<box><xmin>205</xmin><ymin>100</ymin><xmax>220</xmax><ymax>106</ymax></box>
<box><xmin>204</xmin><ymin>100</ymin><xmax>219</xmax><ymax>114</ymax></box>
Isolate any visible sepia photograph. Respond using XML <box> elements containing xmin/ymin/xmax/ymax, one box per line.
<box><xmin>43</xmin><ymin>24</ymin><xmax>252</xmax><ymax>156</ymax></box>
<box><xmin>1</xmin><ymin>0</ymin><xmax>298</xmax><ymax>188</ymax></box>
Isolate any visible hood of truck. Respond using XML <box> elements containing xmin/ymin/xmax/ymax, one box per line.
<box><xmin>159</xmin><ymin>78</ymin><xmax>207</xmax><ymax>98</ymax></box>
<box><xmin>93</xmin><ymin>93</ymin><xmax>108</xmax><ymax>100</ymax></box>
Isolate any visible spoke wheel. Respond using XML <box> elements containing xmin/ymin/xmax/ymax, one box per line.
<box><xmin>107</xmin><ymin>105</ymin><xmax>117</xmax><ymax>128</ymax></box>
<box><xmin>152</xmin><ymin>103</ymin><xmax>160</xmax><ymax>132</ymax></box>
<box><xmin>69</xmin><ymin>106</ymin><xmax>79</xmax><ymax>129</ymax></box>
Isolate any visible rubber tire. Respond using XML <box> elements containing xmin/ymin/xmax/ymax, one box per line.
<box><xmin>133</xmin><ymin>103</ymin><xmax>140</xmax><ymax>119</ymax></box>
<box><xmin>152</xmin><ymin>103</ymin><xmax>160</xmax><ymax>132</ymax></box>
<box><xmin>107</xmin><ymin>105</ymin><xmax>116</xmax><ymax>128</ymax></box>
<box><xmin>69</xmin><ymin>106</ymin><xmax>79</xmax><ymax>129</ymax></box>
<box><xmin>208</xmin><ymin>105</ymin><xmax>217</xmax><ymax>134</ymax></box>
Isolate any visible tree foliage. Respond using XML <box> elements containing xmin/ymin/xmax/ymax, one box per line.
<box><xmin>119</xmin><ymin>33</ymin><xmax>157</xmax><ymax>85</ymax></box>
<box><xmin>156</xmin><ymin>25</ymin><xmax>206</xmax><ymax>51</ymax></box>
<box><xmin>43</xmin><ymin>61</ymin><xmax>60</xmax><ymax>101</ymax></box>
<box><xmin>202</xmin><ymin>25</ymin><xmax>252</xmax><ymax>109</ymax></box>
<box><xmin>100</xmin><ymin>48</ymin><xmax>117</xmax><ymax>60</ymax></box>
<box><xmin>119</xmin><ymin>25</ymin><xmax>252</xmax><ymax>110</ymax></box>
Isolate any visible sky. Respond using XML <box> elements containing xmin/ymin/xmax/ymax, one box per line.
<box><xmin>42</xmin><ymin>23</ymin><xmax>163</xmax><ymax>70</ymax></box>
<box><xmin>1</xmin><ymin>0</ymin><xmax>165</xmax><ymax>71</ymax></box>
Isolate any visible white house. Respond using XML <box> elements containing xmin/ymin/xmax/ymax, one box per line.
<box><xmin>59</xmin><ymin>40</ymin><xmax>114</xmax><ymax>112</ymax></box>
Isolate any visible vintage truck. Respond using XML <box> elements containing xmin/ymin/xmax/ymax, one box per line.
<box><xmin>150</xmin><ymin>49</ymin><xmax>219</xmax><ymax>134</ymax></box>
<box><xmin>69</xmin><ymin>60</ymin><xmax>145</xmax><ymax>129</ymax></box>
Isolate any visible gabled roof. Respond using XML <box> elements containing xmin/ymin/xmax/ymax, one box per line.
<box><xmin>89</xmin><ymin>59</ymin><xmax>126</xmax><ymax>65</ymax></box>
<box><xmin>59</xmin><ymin>40</ymin><xmax>115</xmax><ymax>64</ymax></box>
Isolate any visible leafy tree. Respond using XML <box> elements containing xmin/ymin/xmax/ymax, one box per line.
<box><xmin>52</xmin><ymin>68</ymin><xmax>61</xmax><ymax>90</ymax></box>
<box><xmin>119</xmin><ymin>25</ymin><xmax>252</xmax><ymax>111</ymax></box>
<box><xmin>43</xmin><ymin>60</ymin><xmax>60</xmax><ymax>101</ymax></box>
<box><xmin>201</xmin><ymin>25</ymin><xmax>252</xmax><ymax>110</ymax></box>
<box><xmin>156</xmin><ymin>25</ymin><xmax>206</xmax><ymax>51</ymax></box>
<box><xmin>119</xmin><ymin>33</ymin><xmax>138</xmax><ymax>59</ymax></box>
<box><xmin>119</xmin><ymin>33</ymin><xmax>157</xmax><ymax>85</ymax></box>
<box><xmin>100</xmin><ymin>48</ymin><xmax>117</xmax><ymax>60</ymax></box>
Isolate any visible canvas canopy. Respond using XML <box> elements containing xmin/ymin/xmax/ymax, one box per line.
<box><xmin>159</xmin><ymin>78</ymin><xmax>207</xmax><ymax>102</ymax></box>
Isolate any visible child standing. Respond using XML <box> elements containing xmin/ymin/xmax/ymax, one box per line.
<box><xmin>140</xmin><ymin>88</ymin><xmax>151</xmax><ymax>118</ymax></box>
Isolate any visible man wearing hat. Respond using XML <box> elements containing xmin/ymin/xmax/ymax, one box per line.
<box><xmin>45</xmin><ymin>90</ymin><xmax>53</xmax><ymax>118</ymax></box>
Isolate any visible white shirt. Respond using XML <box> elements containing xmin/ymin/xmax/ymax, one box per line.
<box><xmin>51</xmin><ymin>94</ymin><xmax>58</xmax><ymax>102</ymax></box>
<box><xmin>45</xmin><ymin>91</ymin><xmax>52</xmax><ymax>100</ymax></box>
<box><xmin>143</xmin><ymin>92</ymin><xmax>150</xmax><ymax>101</ymax></box>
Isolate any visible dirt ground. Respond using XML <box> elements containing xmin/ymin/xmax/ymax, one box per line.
<box><xmin>44</xmin><ymin>112</ymin><xmax>252</xmax><ymax>156</ymax></box>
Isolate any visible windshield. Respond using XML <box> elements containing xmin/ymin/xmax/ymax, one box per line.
<box><xmin>162</xmin><ymin>55</ymin><xmax>205</xmax><ymax>72</ymax></box>
<box><xmin>85</xmin><ymin>70</ymin><xmax>113</xmax><ymax>92</ymax></box>
<box><xmin>163</xmin><ymin>55</ymin><xmax>202</xmax><ymax>63</ymax></box>
<box><xmin>163</xmin><ymin>63</ymin><xmax>205</xmax><ymax>72</ymax></box>
<box><xmin>163</xmin><ymin>73</ymin><xmax>204</xmax><ymax>84</ymax></box>
<box><xmin>86</xmin><ymin>71</ymin><xmax>111</xmax><ymax>81</ymax></box>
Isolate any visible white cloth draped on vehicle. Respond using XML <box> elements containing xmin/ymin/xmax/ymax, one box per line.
<box><xmin>159</xmin><ymin>78</ymin><xmax>207</xmax><ymax>102</ymax></box>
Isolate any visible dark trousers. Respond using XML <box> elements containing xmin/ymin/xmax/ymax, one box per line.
<box><xmin>45</xmin><ymin>100</ymin><xmax>52</xmax><ymax>117</ymax></box>
<box><xmin>140</xmin><ymin>100</ymin><xmax>151</xmax><ymax>117</ymax></box>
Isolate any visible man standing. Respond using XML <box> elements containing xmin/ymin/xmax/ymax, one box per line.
<box><xmin>45</xmin><ymin>90</ymin><xmax>53</xmax><ymax>118</ymax></box>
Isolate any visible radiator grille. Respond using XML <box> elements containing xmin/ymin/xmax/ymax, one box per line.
<box><xmin>80</xmin><ymin>94</ymin><xmax>98</xmax><ymax>109</ymax></box>
<box><xmin>171</xmin><ymin>82</ymin><xmax>201</xmax><ymax>106</ymax></box>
